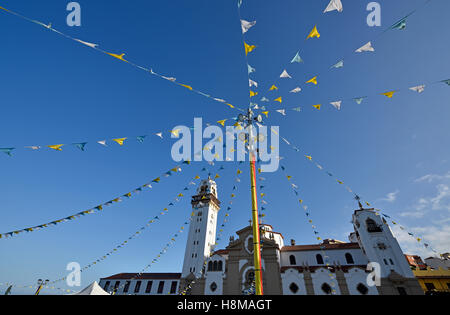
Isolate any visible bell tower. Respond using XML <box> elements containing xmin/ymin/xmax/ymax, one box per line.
<box><xmin>182</xmin><ymin>177</ymin><xmax>221</xmax><ymax>278</ymax></box>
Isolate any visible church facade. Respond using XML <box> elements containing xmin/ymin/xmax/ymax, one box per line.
<box><xmin>99</xmin><ymin>178</ymin><xmax>423</xmax><ymax>295</ymax></box>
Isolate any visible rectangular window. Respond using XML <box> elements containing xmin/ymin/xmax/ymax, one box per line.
<box><xmin>134</xmin><ymin>281</ymin><xmax>142</xmax><ymax>293</ymax></box>
<box><xmin>145</xmin><ymin>281</ymin><xmax>153</xmax><ymax>294</ymax></box>
<box><xmin>123</xmin><ymin>281</ymin><xmax>131</xmax><ymax>293</ymax></box>
<box><xmin>113</xmin><ymin>281</ymin><xmax>120</xmax><ymax>292</ymax></box>
<box><xmin>157</xmin><ymin>281</ymin><xmax>165</xmax><ymax>294</ymax></box>
<box><xmin>424</xmin><ymin>283</ymin><xmax>436</xmax><ymax>291</ymax></box>
<box><xmin>170</xmin><ymin>281</ymin><xmax>178</xmax><ymax>294</ymax></box>
<box><xmin>397</xmin><ymin>287</ymin><xmax>407</xmax><ymax>295</ymax></box>
<box><xmin>103</xmin><ymin>281</ymin><xmax>110</xmax><ymax>291</ymax></box>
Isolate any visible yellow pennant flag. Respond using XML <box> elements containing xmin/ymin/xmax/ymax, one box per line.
<box><xmin>171</xmin><ymin>167</ymin><xmax>178</xmax><ymax>172</ymax></box>
<box><xmin>287</xmin><ymin>176</ymin><xmax>292</xmax><ymax>180</ymax></box>
<box><xmin>226</xmin><ymin>103</ymin><xmax>235</xmax><ymax>109</ymax></box>
<box><xmin>237</xmin><ymin>169</ymin><xmax>242</xmax><ymax>175</ymax></box>
<box><xmin>313</xmin><ymin>104</ymin><xmax>321</xmax><ymax>110</ymax></box>
<box><xmin>113</xmin><ymin>138</ymin><xmax>127</xmax><ymax>146</ymax></box>
<box><xmin>262</xmin><ymin>111</ymin><xmax>269</xmax><ymax>117</ymax></box>
<box><xmin>299</xmin><ymin>199</ymin><xmax>303</xmax><ymax>204</ymax></box>
<box><xmin>48</xmin><ymin>144</ymin><xmax>64</xmax><ymax>151</ymax></box>
<box><xmin>170</xmin><ymin>129</ymin><xmax>181</xmax><ymax>137</ymax></box>
<box><xmin>244</xmin><ymin>42</ymin><xmax>256</xmax><ymax>55</ymax></box>
<box><xmin>382</xmin><ymin>91</ymin><xmax>396</xmax><ymax>98</ymax></box>
<box><xmin>107</xmin><ymin>52</ymin><xmax>127</xmax><ymax>62</ymax></box>
<box><xmin>269</xmin><ymin>85</ymin><xmax>278</xmax><ymax>91</ymax></box>
<box><xmin>215</xmin><ymin>174</ymin><xmax>220</xmax><ymax>179</ymax></box>
<box><xmin>306</xmin><ymin>25</ymin><xmax>320</xmax><ymax>39</ymax></box>
<box><xmin>217</xmin><ymin>119</ymin><xmax>227</xmax><ymax>126</ymax></box>
<box><xmin>194</xmin><ymin>175</ymin><xmax>200</xmax><ymax>179</ymax></box>
<box><xmin>274</xmin><ymin>97</ymin><xmax>282</xmax><ymax>103</ymax></box>
<box><xmin>178</xmin><ymin>193</ymin><xmax>183</xmax><ymax>197</ymax></box>
<box><xmin>305</xmin><ymin>155</ymin><xmax>313</xmax><ymax>161</ymax></box>
<box><xmin>306</xmin><ymin>76</ymin><xmax>318</xmax><ymax>85</ymax></box>
<box><xmin>250</xmin><ymin>90</ymin><xmax>258</xmax><ymax>97</ymax></box>
<box><xmin>180</xmin><ymin>84</ymin><xmax>193</xmax><ymax>91</ymax></box>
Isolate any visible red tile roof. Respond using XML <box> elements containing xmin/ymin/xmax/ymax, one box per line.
<box><xmin>100</xmin><ymin>273</ymin><xmax>181</xmax><ymax>280</ymax></box>
<box><xmin>281</xmin><ymin>242</ymin><xmax>360</xmax><ymax>252</ymax></box>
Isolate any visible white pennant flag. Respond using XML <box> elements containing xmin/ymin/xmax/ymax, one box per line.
<box><xmin>324</xmin><ymin>0</ymin><xmax>343</xmax><ymax>13</ymax></box>
<box><xmin>409</xmin><ymin>85</ymin><xmax>425</xmax><ymax>93</ymax></box>
<box><xmin>355</xmin><ymin>41</ymin><xmax>375</xmax><ymax>53</ymax></box>
<box><xmin>249</xmin><ymin>79</ymin><xmax>258</xmax><ymax>88</ymax></box>
<box><xmin>162</xmin><ymin>76</ymin><xmax>176</xmax><ymax>82</ymax></box>
<box><xmin>280</xmin><ymin>69</ymin><xmax>292</xmax><ymax>79</ymax></box>
<box><xmin>155</xmin><ymin>132</ymin><xmax>163</xmax><ymax>139</ymax></box>
<box><xmin>240</xmin><ymin>19</ymin><xmax>256</xmax><ymax>34</ymax></box>
<box><xmin>25</xmin><ymin>146</ymin><xmax>41</xmax><ymax>150</ymax></box>
<box><xmin>330</xmin><ymin>101</ymin><xmax>342</xmax><ymax>110</ymax></box>
<box><xmin>97</xmin><ymin>140</ymin><xmax>107</xmax><ymax>146</ymax></box>
<box><xmin>75</xmin><ymin>39</ymin><xmax>99</xmax><ymax>49</ymax></box>
<box><xmin>276</xmin><ymin>109</ymin><xmax>286</xmax><ymax>116</ymax></box>
<box><xmin>290</xmin><ymin>87</ymin><xmax>302</xmax><ymax>93</ymax></box>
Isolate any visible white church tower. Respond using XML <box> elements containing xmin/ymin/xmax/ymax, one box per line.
<box><xmin>351</xmin><ymin>199</ymin><xmax>423</xmax><ymax>295</ymax></box>
<box><xmin>182</xmin><ymin>177</ymin><xmax>220</xmax><ymax>278</ymax></box>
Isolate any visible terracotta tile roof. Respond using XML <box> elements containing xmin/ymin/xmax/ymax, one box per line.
<box><xmin>213</xmin><ymin>249</ymin><xmax>229</xmax><ymax>256</ymax></box>
<box><xmin>281</xmin><ymin>242</ymin><xmax>360</xmax><ymax>252</ymax></box>
<box><xmin>100</xmin><ymin>273</ymin><xmax>181</xmax><ymax>280</ymax></box>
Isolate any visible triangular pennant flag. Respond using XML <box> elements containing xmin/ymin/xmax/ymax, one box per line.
<box><xmin>331</xmin><ymin>59</ymin><xmax>344</xmax><ymax>69</ymax></box>
<box><xmin>291</xmin><ymin>51</ymin><xmax>304</xmax><ymax>63</ymax></box>
<box><xmin>330</xmin><ymin>101</ymin><xmax>342</xmax><ymax>110</ymax></box>
<box><xmin>292</xmin><ymin>107</ymin><xmax>302</xmax><ymax>112</ymax></box>
<box><xmin>217</xmin><ymin>119</ymin><xmax>227</xmax><ymax>126</ymax></box>
<box><xmin>306</xmin><ymin>76</ymin><xmax>318</xmax><ymax>85</ymax></box>
<box><xmin>180</xmin><ymin>84</ymin><xmax>193</xmax><ymax>91</ymax></box>
<box><xmin>324</xmin><ymin>0</ymin><xmax>343</xmax><ymax>13</ymax></box>
<box><xmin>75</xmin><ymin>39</ymin><xmax>99</xmax><ymax>49</ymax></box>
<box><xmin>97</xmin><ymin>140</ymin><xmax>107</xmax><ymax>146</ymax></box>
<box><xmin>276</xmin><ymin>109</ymin><xmax>286</xmax><ymax>116</ymax></box>
<box><xmin>390</xmin><ymin>17</ymin><xmax>407</xmax><ymax>30</ymax></box>
<box><xmin>280</xmin><ymin>70</ymin><xmax>292</xmax><ymax>79</ymax></box>
<box><xmin>248</xmin><ymin>64</ymin><xmax>256</xmax><ymax>74</ymax></box>
<box><xmin>170</xmin><ymin>129</ymin><xmax>181</xmax><ymax>137</ymax></box>
<box><xmin>313</xmin><ymin>104</ymin><xmax>321</xmax><ymax>110</ymax></box>
<box><xmin>355</xmin><ymin>41</ymin><xmax>374</xmax><ymax>53</ymax></box>
<box><xmin>274</xmin><ymin>97</ymin><xmax>282</xmax><ymax>103</ymax></box>
<box><xmin>25</xmin><ymin>146</ymin><xmax>41</xmax><ymax>150</ymax></box>
<box><xmin>0</xmin><ymin>148</ymin><xmax>14</xmax><ymax>156</ymax></box>
<box><xmin>113</xmin><ymin>138</ymin><xmax>127</xmax><ymax>146</ymax></box>
<box><xmin>382</xmin><ymin>91</ymin><xmax>396</xmax><ymax>98</ymax></box>
<box><xmin>269</xmin><ymin>85</ymin><xmax>278</xmax><ymax>91</ymax></box>
<box><xmin>409</xmin><ymin>85</ymin><xmax>425</xmax><ymax>93</ymax></box>
<box><xmin>136</xmin><ymin>136</ymin><xmax>147</xmax><ymax>143</ymax></box>
<box><xmin>262</xmin><ymin>111</ymin><xmax>269</xmax><ymax>117</ymax></box>
<box><xmin>290</xmin><ymin>87</ymin><xmax>302</xmax><ymax>93</ymax></box>
<box><xmin>249</xmin><ymin>79</ymin><xmax>258</xmax><ymax>88</ymax></box>
<box><xmin>73</xmin><ymin>142</ymin><xmax>87</xmax><ymax>151</ymax></box>
<box><xmin>107</xmin><ymin>52</ymin><xmax>127</xmax><ymax>61</ymax></box>
<box><xmin>354</xmin><ymin>97</ymin><xmax>365</xmax><ymax>105</ymax></box>
<box><xmin>48</xmin><ymin>144</ymin><xmax>64</xmax><ymax>151</ymax></box>
<box><xmin>441</xmin><ymin>79</ymin><xmax>450</xmax><ymax>86</ymax></box>
<box><xmin>306</xmin><ymin>25</ymin><xmax>320</xmax><ymax>39</ymax></box>
<box><xmin>244</xmin><ymin>42</ymin><xmax>256</xmax><ymax>56</ymax></box>
<box><xmin>260</xmin><ymin>97</ymin><xmax>269</xmax><ymax>102</ymax></box>
<box><xmin>250</xmin><ymin>90</ymin><xmax>258</xmax><ymax>97</ymax></box>
<box><xmin>240</xmin><ymin>19</ymin><xmax>256</xmax><ymax>34</ymax></box>
<box><xmin>155</xmin><ymin>132</ymin><xmax>163</xmax><ymax>139</ymax></box>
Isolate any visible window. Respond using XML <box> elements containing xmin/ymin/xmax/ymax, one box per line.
<box><xmin>210</xmin><ymin>282</ymin><xmax>218</xmax><ymax>292</ymax></box>
<box><xmin>289</xmin><ymin>283</ymin><xmax>299</xmax><ymax>294</ymax></box>
<box><xmin>389</xmin><ymin>259</ymin><xmax>394</xmax><ymax>265</ymax></box>
<box><xmin>145</xmin><ymin>281</ymin><xmax>153</xmax><ymax>294</ymax></box>
<box><xmin>113</xmin><ymin>281</ymin><xmax>120</xmax><ymax>292</ymax></box>
<box><xmin>397</xmin><ymin>287</ymin><xmax>407</xmax><ymax>295</ymax></box>
<box><xmin>384</xmin><ymin>259</ymin><xmax>388</xmax><ymax>265</ymax></box>
<box><xmin>345</xmin><ymin>253</ymin><xmax>354</xmax><ymax>264</ymax></box>
<box><xmin>356</xmin><ymin>283</ymin><xmax>369</xmax><ymax>295</ymax></box>
<box><xmin>218</xmin><ymin>261</ymin><xmax>223</xmax><ymax>271</ymax></box>
<box><xmin>134</xmin><ymin>281</ymin><xmax>141</xmax><ymax>293</ymax></box>
<box><xmin>123</xmin><ymin>281</ymin><xmax>131</xmax><ymax>293</ymax></box>
<box><xmin>170</xmin><ymin>281</ymin><xmax>178</xmax><ymax>294</ymax></box>
<box><xmin>321</xmin><ymin>283</ymin><xmax>332</xmax><ymax>295</ymax></box>
<box><xmin>157</xmin><ymin>281</ymin><xmax>165</xmax><ymax>294</ymax></box>
<box><xmin>103</xmin><ymin>281</ymin><xmax>110</xmax><ymax>291</ymax></box>
<box><xmin>366</xmin><ymin>218</ymin><xmax>382</xmax><ymax>232</ymax></box>
<box><xmin>247</xmin><ymin>237</ymin><xmax>254</xmax><ymax>253</ymax></box>
<box><xmin>213</xmin><ymin>261</ymin><xmax>218</xmax><ymax>271</ymax></box>
<box><xmin>208</xmin><ymin>261</ymin><xmax>213</xmax><ymax>271</ymax></box>
<box><xmin>316</xmin><ymin>254</ymin><xmax>324</xmax><ymax>265</ymax></box>
<box><xmin>289</xmin><ymin>255</ymin><xmax>297</xmax><ymax>266</ymax></box>
<box><xmin>425</xmin><ymin>283</ymin><xmax>436</xmax><ymax>291</ymax></box>
<box><xmin>246</xmin><ymin>271</ymin><xmax>255</xmax><ymax>285</ymax></box>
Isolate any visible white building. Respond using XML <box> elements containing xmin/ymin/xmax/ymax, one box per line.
<box><xmin>99</xmin><ymin>178</ymin><xmax>423</xmax><ymax>295</ymax></box>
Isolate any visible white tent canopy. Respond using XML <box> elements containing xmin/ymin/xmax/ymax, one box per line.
<box><xmin>70</xmin><ymin>281</ymin><xmax>110</xmax><ymax>295</ymax></box>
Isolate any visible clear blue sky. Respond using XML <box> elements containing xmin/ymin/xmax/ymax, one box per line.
<box><xmin>0</xmin><ymin>0</ymin><xmax>449</xmax><ymax>294</ymax></box>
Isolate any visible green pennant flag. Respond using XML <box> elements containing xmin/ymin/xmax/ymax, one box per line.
<box><xmin>441</xmin><ymin>79</ymin><xmax>450</xmax><ymax>86</ymax></box>
<box><xmin>291</xmin><ymin>51</ymin><xmax>304</xmax><ymax>63</ymax></box>
<box><xmin>136</xmin><ymin>136</ymin><xmax>147</xmax><ymax>143</ymax></box>
<box><xmin>73</xmin><ymin>143</ymin><xmax>87</xmax><ymax>151</ymax></box>
<box><xmin>0</xmin><ymin>148</ymin><xmax>14</xmax><ymax>156</ymax></box>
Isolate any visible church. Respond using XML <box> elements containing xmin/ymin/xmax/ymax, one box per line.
<box><xmin>98</xmin><ymin>177</ymin><xmax>424</xmax><ymax>295</ymax></box>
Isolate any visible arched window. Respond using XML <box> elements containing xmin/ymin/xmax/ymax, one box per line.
<box><xmin>208</xmin><ymin>261</ymin><xmax>213</xmax><ymax>271</ymax></box>
<box><xmin>321</xmin><ymin>283</ymin><xmax>332</xmax><ymax>295</ymax></box>
<box><xmin>345</xmin><ymin>253</ymin><xmax>354</xmax><ymax>264</ymax></box>
<box><xmin>198</xmin><ymin>212</ymin><xmax>202</xmax><ymax>217</ymax></box>
<box><xmin>366</xmin><ymin>218</ymin><xmax>382</xmax><ymax>232</ymax></box>
<box><xmin>210</xmin><ymin>282</ymin><xmax>217</xmax><ymax>292</ymax></box>
<box><xmin>357</xmin><ymin>283</ymin><xmax>369</xmax><ymax>295</ymax></box>
<box><xmin>289</xmin><ymin>255</ymin><xmax>297</xmax><ymax>266</ymax></box>
<box><xmin>218</xmin><ymin>261</ymin><xmax>223</xmax><ymax>271</ymax></box>
<box><xmin>316</xmin><ymin>254</ymin><xmax>324</xmax><ymax>265</ymax></box>
<box><xmin>389</xmin><ymin>259</ymin><xmax>394</xmax><ymax>265</ymax></box>
<box><xmin>246</xmin><ymin>271</ymin><xmax>255</xmax><ymax>285</ymax></box>
<box><xmin>213</xmin><ymin>261</ymin><xmax>218</xmax><ymax>271</ymax></box>
<box><xmin>383</xmin><ymin>259</ymin><xmax>388</xmax><ymax>265</ymax></box>
<box><xmin>289</xmin><ymin>283</ymin><xmax>299</xmax><ymax>294</ymax></box>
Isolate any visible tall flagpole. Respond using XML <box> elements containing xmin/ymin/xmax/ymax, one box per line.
<box><xmin>246</xmin><ymin>109</ymin><xmax>264</xmax><ymax>295</ymax></box>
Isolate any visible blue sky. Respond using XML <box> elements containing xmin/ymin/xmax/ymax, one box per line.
<box><xmin>0</xmin><ymin>0</ymin><xmax>449</xmax><ymax>294</ymax></box>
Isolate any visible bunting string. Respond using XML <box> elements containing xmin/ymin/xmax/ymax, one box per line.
<box><xmin>0</xmin><ymin>5</ymin><xmax>245</xmax><ymax>113</ymax></box>
<box><xmin>279</xmin><ymin>162</ymin><xmax>339</xmax><ymax>295</ymax></box>
<box><xmin>0</xmin><ymin>161</ymin><xmax>191</xmax><ymax>240</ymax></box>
